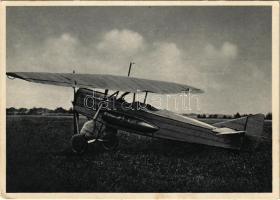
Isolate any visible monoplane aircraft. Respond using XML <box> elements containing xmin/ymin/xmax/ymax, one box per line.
<box><xmin>6</xmin><ymin>70</ymin><xmax>264</xmax><ymax>154</ymax></box>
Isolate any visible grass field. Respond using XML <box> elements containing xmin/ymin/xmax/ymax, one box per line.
<box><xmin>6</xmin><ymin>115</ymin><xmax>272</xmax><ymax>192</ymax></box>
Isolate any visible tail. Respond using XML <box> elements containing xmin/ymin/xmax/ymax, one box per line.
<box><xmin>213</xmin><ymin>114</ymin><xmax>265</xmax><ymax>150</ymax></box>
<box><xmin>244</xmin><ymin>114</ymin><xmax>265</xmax><ymax>138</ymax></box>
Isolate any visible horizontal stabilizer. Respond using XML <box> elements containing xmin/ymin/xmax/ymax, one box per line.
<box><xmin>213</xmin><ymin>116</ymin><xmax>248</xmax><ymax>131</ymax></box>
<box><xmin>213</xmin><ymin>114</ymin><xmax>264</xmax><ymax>137</ymax></box>
<box><xmin>213</xmin><ymin>127</ymin><xmax>245</xmax><ymax>135</ymax></box>
<box><xmin>213</xmin><ymin>114</ymin><xmax>265</xmax><ymax>150</ymax></box>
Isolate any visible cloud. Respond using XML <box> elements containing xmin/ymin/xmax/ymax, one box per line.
<box><xmin>96</xmin><ymin>29</ymin><xmax>144</xmax><ymax>56</ymax></box>
<box><xmin>41</xmin><ymin>33</ymin><xmax>81</xmax><ymax>70</ymax></box>
<box><xmin>8</xmin><ymin>30</ymin><xmax>239</xmax><ymax>90</ymax></box>
<box><xmin>14</xmin><ymin>31</ymin><xmax>229</xmax><ymax>89</ymax></box>
<box><xmin>8</xmin><ymin>29</ymin><xmax>257</xmax><ymax>113</ymax></box>
<box><xmin>221</xmin><ymin>42</ymin><xmax>238</xmax><ymax>59</ymax></box>
<box><xmin>205</xmin><ymin>42</ymin><xmax>238</xmax><ymax>60</ymax></box>
<box><xmin>152</xmin><ymin>42</ymin><xmax>181</xmax><ymax>66</ymax></box>
<box><xmin>200</xmin><ymin>42</ymin><xmax>238</xmax><ymax>74</ymax></box>
<box><xmin>7</xmin><ymin>33</ymin><xmax>82</xmax><ymax>72</ymax></box>
<box><xmin>131</xmin><ymin>41</ymin><xmax>203</xmax><ymax>89</ymax></box>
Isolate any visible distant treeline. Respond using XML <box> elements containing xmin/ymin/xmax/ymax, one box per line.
<box><xmin>183</xmin><ymin>112</ymin><xmax>272</xmax><ymax>120</ymax></box>
<box><xmin>6</xmin><ymin>107</ymin><xmax>272</xmax><ymax>120</ymax></box>
<box><xmin>6</xmin><ymin>107</ymin><xmax>73</xmax><ymax>116</ymax></box>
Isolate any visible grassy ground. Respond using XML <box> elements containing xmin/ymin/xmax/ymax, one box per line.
<box><xmin>6</xmin><ymin>116</ymin><xmax>272</xmax><ymax>192</ymax></box>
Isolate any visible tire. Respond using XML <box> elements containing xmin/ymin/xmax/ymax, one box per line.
<box><xmin>71</xmin><ymin>134</ymin><xmax>88</xmax><ymax>154</ymax></box>
<box><xmin>102</xmin><ymin>133</ymin><xmax>119</xmax><ymax>151</ymax></box>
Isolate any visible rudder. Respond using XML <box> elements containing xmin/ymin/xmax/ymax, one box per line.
<box><xmin>244</xmin><ymin>114</ymin><xmax>265</xmax><ymax>150</ymax></box>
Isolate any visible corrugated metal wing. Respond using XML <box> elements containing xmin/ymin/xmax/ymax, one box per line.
<box><xmin>6</xmin><ymin>72</ymin><xmax>204</xmax><ymax>94</ymax></box>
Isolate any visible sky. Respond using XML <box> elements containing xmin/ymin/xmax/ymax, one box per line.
<box><xmin>6</xmin><ymin>6</ymin><xmax>272</xmax><ymax>114</ymax></box>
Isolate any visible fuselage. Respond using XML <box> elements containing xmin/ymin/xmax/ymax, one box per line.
<box><xmin>73</xmin><ymin>88</ymin><xmax>243</xmax><ymax>150</ymax></box>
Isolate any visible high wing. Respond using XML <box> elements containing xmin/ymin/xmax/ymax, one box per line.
<box><xmin>6</xmin><ymin>72</ymin><xmax>203</xmax><ymax>94</ymax></box>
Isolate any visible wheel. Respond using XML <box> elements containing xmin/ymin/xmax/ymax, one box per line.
<box><xmin>102</xmin><ymin>132</ymin><xmax>119</xmax><ymax>151</ymax></box>
<box><xmin>71</xmin><ymin>134</ymin><xmax>88</xmax><ymax>154</ymax></box>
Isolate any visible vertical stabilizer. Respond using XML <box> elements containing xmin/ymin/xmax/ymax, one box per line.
<box><xmin>213</xmin><ymin>114</ymin><xmax>265</xmax><ymax>150</ymax></box>
<box><xmin>245</xmin><ymin>114</ymin><xmax>265</xmax><ymax>138</ymax></box>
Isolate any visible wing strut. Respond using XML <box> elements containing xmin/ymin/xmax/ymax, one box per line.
<box><xmin>144</xmin><ymin>91</ymin><xmax>148</xmax><ymax>104</ymax></box>
<box><xmin>127</xmin><ymin>62</ymin><xmax>135</xmax><ymax>77</ymax></box>
<box><xmin>133</xmin><ymin>93</ymin><xmax>136</xmax><ymax>103</ymax></box>
<box><xmin>72</xmin><ymin>86</ymin><xmax>79</xmax><ymax>135</ymax></box>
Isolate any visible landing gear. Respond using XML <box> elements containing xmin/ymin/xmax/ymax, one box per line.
<box><xmin>71</xmin><ymin>134</ymin><xmax>88</xmax><ymax>154</ymax></box>
<box><xmin>71</xmin><ymin>115</ymin><xmax>119</xmax><ymax>154</ymax></box>
<box><xmin>71</xmin><ymin>129</ymin><xmax>119</xmax><ymax>154</ymax></box>
<box><xmin>71</xmin><ymin>88</ymin><xmax>119</xmax><ymax>154</ymax></box>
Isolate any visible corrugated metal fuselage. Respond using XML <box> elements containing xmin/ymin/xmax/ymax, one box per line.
<box><xmin>105</xmin><ymin>109</ymin><xmax>243</xmax><ymax>150</ymax></box>
<box><xmin>73</xmin><ymin>88</ymin><xmax>244</xmax><ymax>150</ymax></box>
